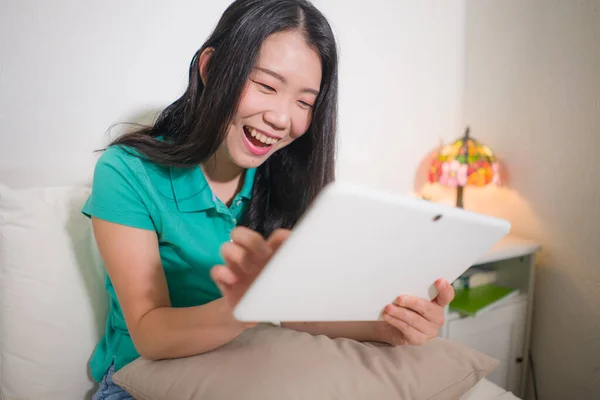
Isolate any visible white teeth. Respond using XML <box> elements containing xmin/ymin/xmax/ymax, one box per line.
<box><xmin>246</xmin><ymin>126</ymin><xmax>279</xmax><ymax>145</ymax></box>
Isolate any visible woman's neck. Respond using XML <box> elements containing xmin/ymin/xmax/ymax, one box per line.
<box><xmin>201</xmin><ymin>153</ymin><xmax>245</xmax><ymax>207</ymax></box>
<box><xmin>201</xmin><ymin>156</ymin><xmax>243</xmax><ymax>183</ymax></box>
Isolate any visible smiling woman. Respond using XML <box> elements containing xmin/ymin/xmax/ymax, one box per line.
<box><xmin>81</xmin><ymin>0</ymin><xmax>453</xmax><ymax>399</ymax></box>
<box><xmin>84</xmin><ymin>2</ymin><xmax>340</xmax><ymax>398</ymax></box>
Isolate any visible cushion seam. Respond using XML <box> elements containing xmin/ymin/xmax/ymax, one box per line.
<box><xmin>426</xmin><ymin>364</ymin><xmax>497</xmax><ymax>400</ymax></box>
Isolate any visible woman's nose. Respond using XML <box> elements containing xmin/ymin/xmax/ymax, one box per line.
<box><xmin>263</xmin><ymin>105</ymin><xmax>290</xmax><ymax>132</ymax></box>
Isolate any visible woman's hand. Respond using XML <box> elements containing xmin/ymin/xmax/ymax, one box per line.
<box><xmin>210</xmin><ymin>227</ymin><xmax>291</xmax><ymax>311</ymax></box>
<box><xmin>378</xmin><ymin>279</ymin><xmax>455</xmax><ymax>346</ymax></box>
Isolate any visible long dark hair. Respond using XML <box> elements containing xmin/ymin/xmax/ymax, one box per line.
<box><xmin>109</xmin><ymin>0</ymin><xmax>338</xmax><ymax>237</ymax></box>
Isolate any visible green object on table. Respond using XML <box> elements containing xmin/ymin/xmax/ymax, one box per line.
<box><xmin>450</xmin><ymin>284</ymin><xmax>518</xmax><ymax>316</ymax></box>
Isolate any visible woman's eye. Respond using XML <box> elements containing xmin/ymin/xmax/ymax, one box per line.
<box><xmin>255</xmin><ymin>81</ymin><xmax>275</xmax><ymax>92</ymax></box>
<box><xmin>298</xmin><ymin>100</ymin><xmax>313</xmax><ymax>109</ymax></box>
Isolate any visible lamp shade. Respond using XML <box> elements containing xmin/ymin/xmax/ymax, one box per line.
<box><xmin>428</xmin><ymin>127</ymin><xmax>500</xmax><ymax>207</ymax></box>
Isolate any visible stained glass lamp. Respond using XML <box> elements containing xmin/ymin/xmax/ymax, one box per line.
<box><xmin>428</xmin><ymin>127</ymin><xmax>500</xmax><ymax>208</ymax></box>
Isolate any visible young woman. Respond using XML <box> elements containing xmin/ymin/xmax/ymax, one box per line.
<box><xmin>85</xmin><ymin>0</ymin><xmax>455</xmax><ymax>398</ymax></box>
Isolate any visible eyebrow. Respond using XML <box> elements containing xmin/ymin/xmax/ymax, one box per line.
<box><xmin>254</xmin><ymin>67</ymin><xmax>320</xmax><ymax>96</ymax></box>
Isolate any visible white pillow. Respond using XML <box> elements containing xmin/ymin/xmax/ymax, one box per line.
<box><xmin>0</xmin><ymin>183</ymin><xmax>108</xmax><ymax>400</ymax></box>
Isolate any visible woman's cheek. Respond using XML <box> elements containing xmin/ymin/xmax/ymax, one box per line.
<box><xmin>240</xmin><ymin>92</ymin><xmax>263</xmax><ymax>115</ymax></box>
<box><xmin>290</xmin><ymin>113</ymin><xmax>312</xmax><ymax>139</ymax></box>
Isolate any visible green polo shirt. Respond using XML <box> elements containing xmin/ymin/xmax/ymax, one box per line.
<box><xmin>81</xmin><ymin>144</ymin><xmax>256</xmax><ymax>382</ymax></box>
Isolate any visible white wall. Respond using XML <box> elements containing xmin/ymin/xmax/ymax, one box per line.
<box><xmin>317</xmin><ymin>0</ymin><xmax>466</xmax><ymax>193</ymax></box>
<box><xmin>458</xmin><ymin>1</ymin><xmax>600</xmax><ymax>398</ymax></box>
<box><xmin>0</xmin><ymin>0</ymin><xmax>466</xmax><ymax>192</ymax></box>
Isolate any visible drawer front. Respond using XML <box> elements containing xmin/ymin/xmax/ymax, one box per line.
<box><xmin>446</xmin><ymin>298</ymin><xmax>527</xmax><ymax>393</ymax></box>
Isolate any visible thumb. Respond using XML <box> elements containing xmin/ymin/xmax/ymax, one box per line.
<box><xmin>433</xmin><ymin>279</ymin><xmax>455</xmax><ymax>307</ymax></box>
<box><xmin>210</xmin><ymin>265</ymin><xmax>236</xmax><ymax>301</ymax></box>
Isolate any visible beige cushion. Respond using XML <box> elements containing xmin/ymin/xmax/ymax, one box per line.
<box><xmin>0</xmin><ymin>184</ymin><xmax>107</xmax><ymax>400</ymax></box>
<box><xmin>113</xmin><ymin>324</ymin><xmax>497</xmax><ymax>400</ymax></box>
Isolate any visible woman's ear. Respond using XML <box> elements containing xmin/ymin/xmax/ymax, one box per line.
<box><xmin>199</xmin><ymin>47</ymin><xmax>215</xmax><ymax>85</ymax></box>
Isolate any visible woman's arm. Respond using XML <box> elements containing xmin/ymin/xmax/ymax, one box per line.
<box><xmin>92</xmin><ymin>217</ymin><xmax>250</xmax><ymax>361</ymax></box>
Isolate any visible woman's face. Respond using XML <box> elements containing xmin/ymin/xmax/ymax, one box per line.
<box><xmin>222</xmin><ymin>30</ymin><xmax>322</xmax><ymax>169</ymax></box>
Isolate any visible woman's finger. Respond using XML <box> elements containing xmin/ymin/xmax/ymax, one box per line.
<box><xmin>267</xmin><ymin>228</ymin><xmax>291</xmax><ymax>252</ymax></box>
<box><xmin>433</xmin><ymin>279</ymin><xmax>455</xmax><ymax>307</ymax></box>
<box><xmin>210</xmin><ymin>265</ymin><xmax>237</xmax><ymax>300</ymax></box>
<box><xmin>230</xmin><ymin>227</ymin><xmax>272</xmax><ymax>261</ymax></box>
<box><xmin>394</xmin><ymin>295</ymin><xmax>439</xmax><ymax>323</ymax></box>
<box><xmin>385</xmin><ymin>304</ymin><xmax>439</xmax><ymax>337</ymax></box>
<box><xmin>210</xmin><ymin>265</ymin><xmax>237</xmax><ymax>285</ymax></box>
<box><xmin>221</xmin><ymin>241</ymin><xmax>261</xmax><ymax>274</ymax></box>
<box><xmin>382</xmin><ymin>312</ymin><xmax>429</xmax><ymax>346</ymax></box>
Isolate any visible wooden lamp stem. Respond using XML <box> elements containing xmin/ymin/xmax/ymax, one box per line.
<box><xmin>456</xmin><ymin>126</ymin><xmax>470</xmax><ymax>209</ymax></box>
<box><xmin>456</xmin><ymin>186</ymin><xmax>464</xmax><ymax>208</ymax></box>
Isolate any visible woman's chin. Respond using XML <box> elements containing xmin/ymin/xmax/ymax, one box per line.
<box><xmin>231</xmin><ymin>150</ymin><xmax>271</xmax><ymax>169</ymax></box>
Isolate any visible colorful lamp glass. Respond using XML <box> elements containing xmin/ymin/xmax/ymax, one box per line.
<box><xmin>428</xmin><ymin>127</ymin><xmax>500</xmax><ymax>208</ymax></box>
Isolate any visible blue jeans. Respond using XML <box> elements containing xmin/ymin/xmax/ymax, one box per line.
<box><xmin>92</xmin><ymin>364</ymin><xmax>134</xmax><ymax>400</ymax></box>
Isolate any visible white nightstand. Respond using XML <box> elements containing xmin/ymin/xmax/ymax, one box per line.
<box><xmin>440</xmin><ymin>235</ymin><xmax>541</xmax><ymax>399</ymax></box>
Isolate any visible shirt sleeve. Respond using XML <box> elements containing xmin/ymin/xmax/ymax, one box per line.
<box><xmin>82</xmin><ymin>146</ymin><xmax>156</xmax><ymax>231</ymax></box>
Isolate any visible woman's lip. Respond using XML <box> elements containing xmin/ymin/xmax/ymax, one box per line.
<box><xmin>242</xmin><ymin>127</ymin><xmax>273</xmax><ymax>156</ymax></box>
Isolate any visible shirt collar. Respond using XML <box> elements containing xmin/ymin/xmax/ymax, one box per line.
<box><xmin>170</xmin><ymin>165</ymin><xmax>256</xmax><ymax>213</ymax></box>
<box><xmin>238</xmin><ymin>167</ymin><xmax>256</xmax><ymax>200</ymax></box>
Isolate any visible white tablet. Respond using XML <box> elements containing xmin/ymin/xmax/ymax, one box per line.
<box><xmin>233</xmin><ymin>181</ymin><xmax>511</xmax><ymax>322</ymax></box>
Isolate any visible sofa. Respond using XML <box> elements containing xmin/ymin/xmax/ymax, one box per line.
<box><xmin>0</xmin><ymin>170</ymin><xmax>521</xmax><ymax>400</ymax></box>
